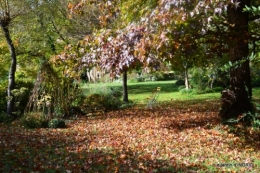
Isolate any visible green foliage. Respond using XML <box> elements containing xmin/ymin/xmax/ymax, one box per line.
<box><xmin>225</xmin><ymin>102</ymin><xmax>260</xmax><ymax>129</ymax></box>
<box><xmin>179</xmin><ymin>88</ymin><xmax>194</xmax><ymax>95</ymax></box>
<box><xmin>244</xmin><ymin>5</ymin><xmax>260</xmax><ymax>14</ymax></box>
<box><xmin>0</xmin><ymin>112</ymin><xmax>13</xmax><ymax>123</ymax></box>
<box><xmin>0</xmin><ymin>79</ymin><xmax>34</xmax><ymax>117</ymax></box>
<box><xmin>120</xmin><ymin>0</ymin><xmax>158</xmax><ymax>24</ymax></box>
<box><xmin>175</xmin><ymin>79</ymin><xmax>185</xmax><ymax>86</ymax></box>
<box><xmin>0</xmin><ymin>81</ymin><xmax>7</xmax><ymax>113</ymax></box>
<box><xmin>48</xmin><ymin>118</ymin><xmax>66</xmax><ymax>128</ymax></box>
<box><xmin>205</xmin><ymin>87</ymin><xmax>223</xmax><ymax>93</ymax></box>
<box><xmin>120</xmin><ymin>100</ymin><xmax>135</xmax><ymax>109</ymax></box>
<box><xmin>252</xmin><ymin>119</ymin><xmax>260</xmax><ymax>129</ymax></box>
<box><xmin>21</xmin><ymin>112</ymin><xmax>47</xmax><ymax>129</ymax></box>
<box><xmin>151</xmin><ymin>71</ymin><xmax>174</xmax><ymax>81</ymax></box>
<box><xmin>21</xmin><ymin>113</ymin><xmax>66</xmax><ymax>129</ymax></box>
<box><xmin>82</xmin><ymin>86</ymin><xmax>123</xmax><ymax>113</ymax></box>
<box><xmin>250</xmin><ymin>54</ymin><xmax>260</xmax><ymax>87</ymax></box>
<box><xmin>191</xmin><ymin>68</ymin><xmax>208</xmax><ymax>92</ymax></box>
<box><xmin>251</xmin><ymin>103</ymin><xmax>260</xmax><ymax>129</ymax></box>
<box><xmin>128</xmin><ymin>77</ymin><xmax>144</xmax><ymax>83</ymax></box>
<box><xmin>13</xmin><ymin>79</ymin><xmax>34</xmax><ymax>116</ymax></box>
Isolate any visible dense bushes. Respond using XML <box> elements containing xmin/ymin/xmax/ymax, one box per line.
<box><xmin>0</xmin><ymin>81</ymin><xmax>7</xmax><ymax>113</ymax></box>
<box><xmin>14</xmin><ymin>80</ymin><xmax>34</xmax><ymax>115</ymax></box>
<box><xmin>20</xmin><ymin>112</ymin><xmax>47</xmax><ymax>128</ymax></box>
<box><xmin>0</xmin><ymin>111</ymin><xmax>13</xmax><ymax>123</ymax></box>
<box><xmin>0</xmin><ymin>79</ymin><xmax>34</xmax><ymax>117</ymax></box>
<box><xmin>20</xmin><ymin>112</ymin><xmax>66</xmax><ymax>129</ymax></box>
<box><xmin>175</xmin><ymin>79</ymin><xmax>185</xmax><ymax>86</ymax></box>
<box><xmin>81</xmin><ymin>87</ymin><xmax>123</xmax><ymax>114</ymax></box>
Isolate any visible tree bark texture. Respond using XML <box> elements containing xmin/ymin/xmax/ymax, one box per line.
<box><xmin>1</xmin><ymin>24</ymin><xmax>17</xmax><ymax>116</ymax></box>
<box><xmin>220</xmin><ymin>0</ymin><xmax>252</xmax><ymax>119</ymax></box>
<box><xmin>122</xmin><ymin>70</ymin><xmax>129</xmax><ymax>103</ymax></box>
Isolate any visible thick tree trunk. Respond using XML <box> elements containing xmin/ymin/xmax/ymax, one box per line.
<box><xmin>122</xmin><ymin>70</ymin><xmax>129</xmax><ymax>102</ymax></box>
<box><xmin>220</xmin><ymin>0</ymin><xmax>252</xmax><ymax>119</ymax></box>
<box><xmin>1</xmin><ymin>25</ymin><xmax>17</xmax><ymax>116</ymax></box>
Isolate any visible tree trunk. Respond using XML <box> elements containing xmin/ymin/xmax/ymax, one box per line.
<box><xmin>220</xmin><ymin>0</ymin><xmax>252</xmax><ymax>119</ymax></box>
<box><xmin>122</xmin><ymin>70</ymin><xmax>129</xmax><ymax>102</ymax></box>
<box><xmin>1</xmin><ymin>24</ymin><xmax>17</xmax><ymax>116</ymax></box>
<box><xmin>184</xmin><ymin>67</ymin><xmax>189</xmax><ymax>89</ymax></box>
<box><xmin>210</xmin><ymin>76</ymin><xmax>215</xmax><ymax>90</ymax></box>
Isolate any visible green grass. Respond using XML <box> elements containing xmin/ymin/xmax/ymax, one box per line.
<box><xmin>81</xmin><ymin>81</ymin><xmax>260</xmax><ymax>105</ymax></box>
<box><xmin>81</xmin><ymin>80</ymin><xmax>221</xmax><ymax>104</ymax></box>
<box><xmin>253</xmin><ymin>87</ymin><xmax>260</xmax><ymax>99</ymax></box>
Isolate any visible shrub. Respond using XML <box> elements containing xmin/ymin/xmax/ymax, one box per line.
<box><xmin>251</xmin><ymin>78</ymin><xmax>260</xmax><ymax>87</ymax></box>
<box><xmin>82</xmin><ymin>87</ymin><xmax>123</xmax><ymax>114</ymax></box>
<box><xmin>20</xmin><ymin>112</ymin><xmax>47</xmax><ymax>128</ymax></box>
<box><xmin>152</xmin><ymin>71</ymin><xmax>164</xmax><ymax>81</ymax></box>
<box><xmin>0</xmin><ymin>79</ymin><xmax>34</xmax><ymax>117</ymax></box>
<box><xmin>180</xmin><ymin>88</ymin><xmax>193</xmax><ymax>95</ymax></box>
<box><xmin>252</xmin><ymin>119</ymin><xmax>260</xmax><ymax>129</ymax></box>
<box><xmin>128</xmin><ymin>77</ymin><xmax>145</xmax><ymax>83</ymax></box>
<box><xmin>0</xmin><ymin>111</ymin><xmax>13</xmax><ymax>123</ymax></box>
<box><xmin>0</xmin><ymin>81</ymin><xmax>8</xmax><ymax>113</ymax></box>
<box><xmin>48</xmin><ymin>118</ymin><xmax>66</xmax><ymax>128</ymax></box>
<box><xmin>178</xmin><ymin>85</ymin><xmax>185</xmax><ymax>91</ymax></box>
<box><xmin>175</xmin><ymin>79</ymin><xmax>185</xmax><ymax>86</ymax></box>
<box><xmin>120</xmin><ymin>100</ymin><xmax>135</xmax><ymax>109</ymax></box>
<box><xmin>225</xmin><ymin>102</ymin><xmax>260</xmax><ymax>129</ymax></box>
<box><xmin>82</xmin><ymin>93</ymin><xmax>106</xmax><ymax>113</ymax></box>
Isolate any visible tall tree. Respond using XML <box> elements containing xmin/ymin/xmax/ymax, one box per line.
<box><xmin>62</xmin><ymin>0</ymin><xmax>147</xmax><ymax>102</ymax></box>
<box><xmin>81</xmin><ymin>25</ymin><xmax>148</xmax><ymax>102</ymax></box>
<box><xmin>0</xmin><ymin>0</ymin><xmax>22</xmax><ymax>116</ymax></box>
<box><xmin>220</xmin><ymin>0</ymin><xmax>252</xmax><ymax>119</ymax></box>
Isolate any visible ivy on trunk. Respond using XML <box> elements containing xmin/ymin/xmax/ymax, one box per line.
<box><xmin>220</xmin><ymin>0</ymin><xmax>252</xmax><ymax>119</ymax></box>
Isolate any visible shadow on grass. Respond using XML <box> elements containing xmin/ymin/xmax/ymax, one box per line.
<box><xmin>128</xmin><ymin>82</ymin><xmax>179</xmax><ymax>94</ymax></box>
<box><xmin>83</xmin><ymin>81</ymin><xmax>179</xmax><ymax>95</ymax></box>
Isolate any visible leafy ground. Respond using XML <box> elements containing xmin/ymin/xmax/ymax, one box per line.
<box><xmin>1</xmin><ymin>100</ymin><xmax>260</xmax><ymax>173</ymax></box>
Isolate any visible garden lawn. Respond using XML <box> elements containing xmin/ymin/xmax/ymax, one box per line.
<box><xmin>82</xmin><ymin>80</ymin><xmax>260</xmax><ymax>103</ymax></box>
<box><xmin>1</xmin><ymin>99</ymin><xmax>260</xmax><ymax>172</ymax></box>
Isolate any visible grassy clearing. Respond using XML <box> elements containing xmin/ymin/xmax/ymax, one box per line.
<box><xmin>81</xmin><ymin>80</ymin><xmax>221</xmax><ymax>104</ymax></box>
<box><xmin>82</xmin><ymin>81</ymin><xmax>260</xmax><ymax>103</ymax></box>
